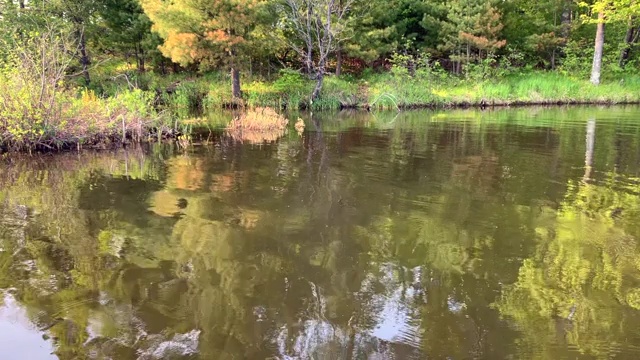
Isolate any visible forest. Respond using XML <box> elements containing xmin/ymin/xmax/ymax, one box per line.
<box><xmin>1</xmin><ymin>0</ymin><xmax>640</xmax><ymax>148</ymax></box>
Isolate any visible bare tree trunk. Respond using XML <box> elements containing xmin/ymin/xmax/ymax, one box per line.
<box><xmin>231</xmin><ymin>67</ymin><xmax>241</xmax><ymax>99</ymax></box>
<box><xmin>312</xmin><ymin>73</ymin><xmax>324</xmax><ymax>102</ymax></box>
<box><xmin>336</xmin><ymin>48</ymin><xmax>342</xmax><ymax>76</ymax></box>
<box><xmin>561</xmin><ymin>0</ymin><xmax>572</xmax><ymax>40</ymax></box>
<box><xmin>78</xmin><ymin>29</ymin><xmax>91</xmax><ymax>86</ymax></box>
<box><xmin>137</xmin><ymin>43</ymin><xmax>145</xmax><ymax>73</ymax></box>
<box><xmin>590</xmin><ymin>12</ymin><xmax>605</xmax><ymax>85</ymax></box>
<box><xmin>305</xmin><ymin>3</ymin><xmax>313</xmax><ymax>75</ymax></box>
<box><xmin>619</xmin><ymin>20</ymin><xmax>638</xmax><ymax>68</ymax></box>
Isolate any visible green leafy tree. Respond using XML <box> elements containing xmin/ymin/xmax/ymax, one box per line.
<box><xmin>340</xmin><ymin>0</ymin><xmax>445</xmax><ymax>66</ymax></box>
<box><xmin>48</xmin><ymin>0</ymin><xmax>100</xmax><ymax>85</ymax></box>
<box><xmin>500</xmin><ymin>0</ymin><xmax>573</xmax><ymax>69</ymax></box>
<box><xmin>583</xmin><ymin>0</ymin><xmax>640</xmax><ymax>82</ymax></box>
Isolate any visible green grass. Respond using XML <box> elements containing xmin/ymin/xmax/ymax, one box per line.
<box><xmin>92</xmin><ymin>61</ymin><xmax>640</xmax><ymax>112</ymax></box>
<box><xmin>6</xmin><ymin>58</ymin><xmax>639</xmax><ymax>151</ymax></box>
<box><xmin>366</xmin><ymin>72</ymin><xmax>640</xmax><ymax>109</ymax></box>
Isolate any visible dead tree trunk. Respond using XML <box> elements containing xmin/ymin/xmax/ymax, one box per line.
<box><xmin>283</xmin><ymin>0</ymin><xmax>354</xmax><ymax>105</ymax></box>
<box><xmin>312</xmin><ymin>72</ymin><xmax>324</xmax><ymax>101</ymax></box>
<box><xmin>619</xmin><ymin>20</ymin><xmax>639</xmax><ymax>68</ymax></box>
<box><xmin>231</xmin><ymin>67</ymin><xmax>241</xmax><ymax>99</ymax></box>
<box><xmin>229</xmin><ymin>47</ymin><xmax>242</xmax><ymax>100</ymax></box>
<box><xmin>78</xmin><ymin>28</ymin><xmax>91</xmax><ymax>86</ymax></box>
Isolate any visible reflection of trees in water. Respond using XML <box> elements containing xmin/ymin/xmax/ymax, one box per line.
<box><xmin>497</xmin><ymin>119</ymin><xmax>640</xmax><ymax>359</ymax></box>
<box><xmin>497</xmin><ymin>173</ymin><xmax>640</xmax><ymax>358</ymax></box>
<box><xmin>0</xmin><ymin>124</ymin><xmax>531</xmax><ymax>359</ymax></box>
<box><xmin>2</xmin><ymin>111</ymin><xmax>640</xmax><ymax>358</ymax></box>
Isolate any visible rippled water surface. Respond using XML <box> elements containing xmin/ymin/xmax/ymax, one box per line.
<box><xmin>2</xmin><ymin>107</ymin><xmax>640</xmax><ymax>359</ymax></box>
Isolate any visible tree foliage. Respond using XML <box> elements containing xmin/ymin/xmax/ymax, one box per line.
<box><xmin>2</xmin><ymin>0</ymin><xmax>640</xmax><ymax>97</ymax></box>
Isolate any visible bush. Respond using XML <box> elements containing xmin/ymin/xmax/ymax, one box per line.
<box><xmin>0</xmin><ymin>25</ymin><xmax>160</xmax><ymax>149</ymax></box>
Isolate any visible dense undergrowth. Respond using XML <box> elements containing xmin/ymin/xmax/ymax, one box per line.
<box><xmin>91</xmin><ymin>63</ymin><xmax>640</xmax><ymax>113</ymax></box>
<box><xmin>3</xmin><ymin>52</ymin><xmax>640</xmax><ymax>151</ymax></box>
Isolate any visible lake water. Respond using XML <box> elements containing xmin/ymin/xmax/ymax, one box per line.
<box><xmin>2</xmin><ymin>107</ymin><xmax>640</xmax><ymax>359</ymax></box>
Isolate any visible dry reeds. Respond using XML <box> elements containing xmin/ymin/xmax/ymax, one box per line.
<box><xmin>226</xmin><ymin>107</ymin><xmax>289</xmax><ymax>144</ymax></box>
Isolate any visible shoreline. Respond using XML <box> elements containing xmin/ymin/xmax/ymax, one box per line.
<box><xmin>343</xmin><ymin>99</ymin><xmax>640</xmax><ymax>111</ymax></box>
<box><xmin>2</xmin><ymin>101</ymin><xmax>639</xmax><ymax>153</ymax></box>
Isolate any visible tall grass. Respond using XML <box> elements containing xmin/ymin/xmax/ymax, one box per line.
<box><xmin>162</xmin><ymin>70</ymin><xmax>640</xmax><ymax>112</ymax></box>
<box><xmin>95</xmin><ymin>60</ymin><xmax>640</xmax><ymax>114</ymax></box>
<box><xmin>367</xmin><ymin>72</ymin><xmax>640</xmax><ymax>109</ymax></box>
<box><xmin>226</xmin><ymin>107</ymin><xmax>289</xmax><ymax>144</ymax></box>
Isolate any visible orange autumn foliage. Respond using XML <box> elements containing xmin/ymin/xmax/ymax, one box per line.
<box><xmin>458</xmin><ymin>6</ymin><xmax>506</xmax><ymax>52</ymax></box>
<box><xmin>141</xmin><ymin>0</ymin><xmax>263</xmax><ymax>66</ymax></box>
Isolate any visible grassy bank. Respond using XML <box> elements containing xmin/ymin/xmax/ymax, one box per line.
<box><xmin>365</xmin><ymin>72</ymin><xmax>640</xmax><ymax>109</ymax></box>
<box><xmin>0</xmin><ymin>77</ymin><xmax>168</xmax><ymax>150</ymax></box>
<box><xmin>93</xmin><ymin>65</ymin><xmax>640</xmax><ymax>112</ymax></box>
<box><xmin>3</xmin><ymin>62</ymin><xmax>640</xmax><ymax>151</ymax></box>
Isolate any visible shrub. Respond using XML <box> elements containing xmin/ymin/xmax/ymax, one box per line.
<box><xmin>0</xmin><ymin>24</ymin><xmax>77</xmax><ymax>148</ymax></box>
<box><xmin>0</xmin><ymin>24</ymin><xmax>159</xmax><ymax>149</ymax></box>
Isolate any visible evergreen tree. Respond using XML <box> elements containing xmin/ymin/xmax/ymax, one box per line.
<box><xmin>439</xmin><ymin>0</ymin><xmax>505</xmax><ymax>74</ymax></box>
<box><xmin>141</xmin><ymin>0</ymin><xmax>267</xmax><ymax>99</ymax></box>
<box><xmin>98</xmin><ymin>0</ymin><xmax>158</xmax><ymax>72</ymax></box>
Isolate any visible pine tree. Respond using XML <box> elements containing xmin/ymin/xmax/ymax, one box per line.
<box><xmin>141</xmin><ymin>0</ymin><xmax>266</xmax><ymax>99</ymax></box>
<box><xmin>439</xmin><ymin>0</ymin><xmax>505</xmax><ymax>74</ymax></box>
<box><xmin>98</xmin><ymin>0</ymin><xmax>157</xmax><ymax>72</ymax></box>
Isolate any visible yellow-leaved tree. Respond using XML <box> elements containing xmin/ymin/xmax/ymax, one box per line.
<box><xmin>141</xmin><ymin>0</ymin><xmax>265</xmax><ymax>99</ymax></box>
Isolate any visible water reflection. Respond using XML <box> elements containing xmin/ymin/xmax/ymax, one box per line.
<box><xmin>1</xmin><ymin>107</ymin><xmax>640</xmax><ymax>359</ymax></box>
<box><xmin>0</xmin><ymin>293</ymin><xmax>56</xmax><ymax>360</ymax></box>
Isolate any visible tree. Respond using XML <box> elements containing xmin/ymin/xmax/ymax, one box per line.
<box><xmin>98</xmin><ymin>0</ymin><xmax>157</xmax><ymax>73</ymax></box>
<box><xmin>49</xmin><ymin>0</ymin><xmax>99</xmax><ymax>85</ymax></box>
<box><xmin>590</xmin><ymin>11</ymin><xmax>605</xmax><ymax>85</ymax></box>
<box><xmin>619</xmin><ymin>18</ymin><xmax>639</xmax><ymax>67</ymax></box>
<box><xmin>141</xmin><ymin>0</ymin><xmax>266</xmax><ymax>99</ymax></box>
<box><xmin>609</xmin><ymin>0</ymin><xmax>640</xmax><ymax>67</ymax></box>
<box><xmin>501</xmin><ymin>0</ymin><xmax>571</xmax><ymax>69</ymax></box>
<box><xmin>337</xmin><ymin>0</ymin><xmax>445</xmax><ymax>69</ymax></box>
<box><xmin>439</xmin><ymin>0</ymin><xmax>505</xmax><ymax>74</ymax></box>
<box><xmin>585</xmin><ymin>0</ymin><xmax>640</xmax><ymax>83</ymax></box>
<box><xmin>458</xmin><ymin>5</ymin><xmax>506</xmax><ymax>59</ymax></box>
<box><xmin>279</xmin><ymin>0</ymin><xmax>354</xmax><ymax>101</ymax></box>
